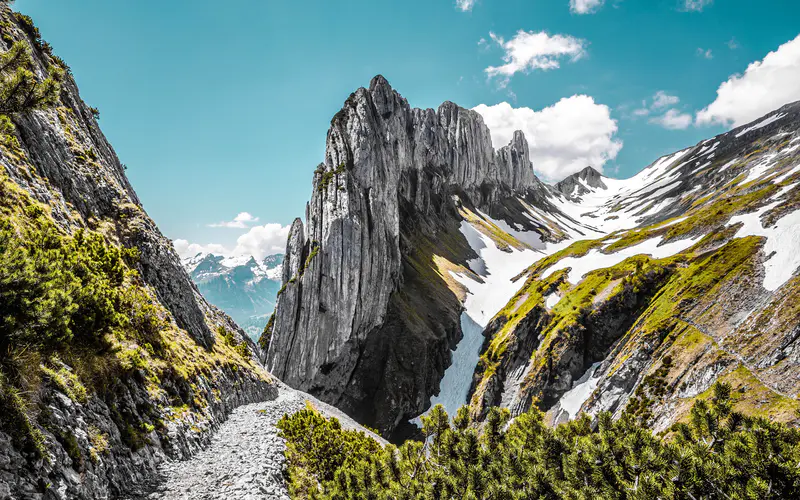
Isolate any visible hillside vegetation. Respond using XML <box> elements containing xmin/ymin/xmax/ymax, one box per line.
<box><xmin>278</xmin><ymin>384</ymin><xmax>800</xmax><ymax>499</ymax></box>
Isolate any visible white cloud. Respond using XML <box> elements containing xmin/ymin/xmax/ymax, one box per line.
<box><xmin>697</xmin><ymin>34</ymin><xmax>800</xmax><ymax>127</ymax></box>
<box><xmin>571</xmin><ymin>0</ymin><xmax>604</xmax><ymax>14</ymax></box>
<box><xmin>208</xmin><ymin>211</ymin><xmax>260</xmax><ymax>228</ymax></box>
<box><xmin>649</xmin><ymin>109</ymin><xmax>693</xmax><ymax>130</ymax></box>
<box><xmin>456</xmin><ymin>0</ymin><xmax>476</xmax><ymax>12</ymax></box>
<box><xmin>631</xmin><ymin>91</ymin><xmax>685</xmax><ymax>124</ymax></box>
<box><xmin>473</xmin><ymin>96</ymin><xmax>622</xmax><ymax>181</ymax></box>
<box><xmin>727</xmin><ymin>37</ymin><xmax>739</xmax><ymax>50</ymax></box>
<box><xmin>696</xmin><ymin>48</ymin><xmax>714</xmax><ymax>59</ymax></box>
<box><xmin>683</xmin><ymin>0</ymin><xmax>713</xmax><ymax>12</ymax></box>
<box><xmin>173</xmin><ymin>239</ymin><xmax>228</xmax><ymax>259</ymax></box>
<box><xmin>485</xmin><ymin>31</ymin><xmax>587</xmax><ymax>87</ymax></box>
<box><xmin>174</xmin><ymin>223</ymin><xmax>291</xmax><ymax>261</ymax></box>
<box><xmin>232</xmin><ymin>223</ymin><xmax>291</xmax><ymax>261</ymax></box>
<box><xmin>652</xmin><ymin>91</ymin><xmax>680</xmax><ymax>109</ymax></box>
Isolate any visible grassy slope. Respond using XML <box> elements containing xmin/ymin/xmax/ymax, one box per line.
<box><xmin>470</xmin><ymin>134</ymin><xmax>800</xmax><ymax>425</ymax></box>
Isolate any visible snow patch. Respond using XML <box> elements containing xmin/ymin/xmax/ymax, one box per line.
<box><xmin>425</xmin><ymin>313</ymin><xmax>485</xmax><ymax>418</ymax></box>
<box><xmin>423</xmin><ymin>220</ymin><xmax>541</xmax><ymax>416</ymax></box>
<box><xmin>735</xmin><ymin>113</ymin><xmax>787</xmax><ymax>138</ymax></box>
<box><xmin>556</xmin><ymin>362</ymin><xmax>602</xmax><ymax>420</ymax></box>
<box><xmin>729</xmin><ymin>204</ymin><xmax>800</xmax><ymax>291</ymax></box>
<box><xmin>545</xmin><ymin>292</ymin><xmax>561</xmax><ymax>309</ymax></box>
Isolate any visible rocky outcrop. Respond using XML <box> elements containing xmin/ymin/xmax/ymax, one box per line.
<box><xmin>0</xmin><ymin>9</ymin><xmax>276</xmax><ymax>498</ymax></box>
<box><xmin>266</xmin><ymin>75</ymin><xmax>547</xmax><ymax>436</ymax></box>
<box><xmin>554</xmin><ymin>166</ymin><xmax>607</xmax><ymax>198</ymax></box>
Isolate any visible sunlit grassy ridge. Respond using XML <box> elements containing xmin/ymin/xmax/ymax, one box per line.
<box><xmin>469</xmin><ymin>138</ymin><xmax>800</xmax><ymax>423</ymax></box>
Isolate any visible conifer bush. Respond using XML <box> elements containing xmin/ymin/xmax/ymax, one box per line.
<box><xmin>0</xmin><ymin>40</ymin><xmax>62</xmax><ymax>115</ymax></box>
<box><xmin>278</xmin><ymin>383</ymin><xmax>800</xmax><ymax>499</ymax></box>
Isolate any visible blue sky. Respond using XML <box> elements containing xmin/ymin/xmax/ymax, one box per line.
<box><xmin>14</xmin><ymin>0</ymin><xmax>800</xmax><ymax>258</ymax></box>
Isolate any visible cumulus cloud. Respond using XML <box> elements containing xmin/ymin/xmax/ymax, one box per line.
<box><xmin>630</xmin><ymin>91</ymin><xmax>692</xmax><ymax>129</ymax></box>
<box><xmin>456</xmin><ymin>0</ymin><xmax>476</xmax><ymax>11</ymax></box>
<box><xmin>485</xmin><ymin>31</ymin><xmax>587</xmax><ymax>87</ymax></box>
<box><xmin>208</xmin><ymin>211</ymin><xmax>260</xmax><ymax>228</ymax></box>
<box><xmin>571</xmin><ymin>0</ymin><xmax>604</xmax><ymax>14</ymax></box>
<box><xmin>683</xmin><ymin>0</ymin><xmax>713</xmax><ymax>12</ymax></box>
<box><xmin>697</xmin><ymin>34</ymin><xmax>800</xmax><ymax>127</ymax></box>
<box><xmin>630</xmin><ymin>91</ymin><xmax>685</xmax><ymax>124</ymax></box>
<box><xmin>173</xmin><ymin>239</ymin><xmax>228</xmax><ymax>259</ymax></box>
<box><xmin>649</xmin><ymin>109</ymin><xmax>693</xmax><ymax>130</ymax></box>
<box><xmin>231</xmin><ymin>223</ymin><xmax>291</xmax><ymax>261</ymax></box>
<box><xmin>473</xmin><ymin>96</ymin><xmax>622</xmax><ymax>181</ymax></box>
<box><xmin>652</xmin><ymin>91</ymin><xmax>680</xmax><ymax>109</ymax></box>
<box><xmin>174</xmin><ymin>223</ymin><xmax>291</xmax><ymax>261</ymax></box>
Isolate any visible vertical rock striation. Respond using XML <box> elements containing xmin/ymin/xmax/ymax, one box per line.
<box><xmin>266</xmin><ymin>75</ymin><xmax>546</xmax><ymax>435</ymax></box>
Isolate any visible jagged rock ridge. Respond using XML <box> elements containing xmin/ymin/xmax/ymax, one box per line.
<box><xmin>266</xmin><ymin>75</ymin><xmax>553</xmax><ymax>436</ymax></box>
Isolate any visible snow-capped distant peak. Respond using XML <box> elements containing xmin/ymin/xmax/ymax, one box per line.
<box><xmin>182</xmin><ymin>252</ymin><xmax>210</xmax><ymax>273</ymax></box>
<box><xmin>182</xmin><ymin>252</ymin><xmax>285</xmax><ymax>283</ymax></box>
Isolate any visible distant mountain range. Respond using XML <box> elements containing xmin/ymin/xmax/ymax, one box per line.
<box><xmin>182</xmin><ymin>253</ymin><xmax>284</xmax><ymax>340</ymax></box>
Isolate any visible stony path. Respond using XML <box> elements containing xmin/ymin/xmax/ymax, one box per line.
<box><xmin>675</xmin><ymin>316</ymin><xmax>796</xmax><ymax>399</ymax></box>
<box><xmin>139</xmin><ymin>383</ymin><xmax>384</xmax><ymax>500</ymax></box>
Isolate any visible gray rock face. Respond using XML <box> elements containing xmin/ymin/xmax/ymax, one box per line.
<box><xmin>267</xmin><ymin>75</ymin><xmax>545</xmax><ymax>435</ymax></box>
<box><xmin>554</xmin><ymin>166</ymin><xmax>607</xmax><ymax>198</ymax></box>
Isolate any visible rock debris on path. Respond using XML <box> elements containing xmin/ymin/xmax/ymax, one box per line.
<box><xmin>138</xmin><ymin>383</ymin><xmax>384</xmax><ymax>500</ymax></box>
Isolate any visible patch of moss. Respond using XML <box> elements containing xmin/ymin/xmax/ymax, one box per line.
<box><xmin>691</xmin><ymin>365</ymin><xmax>800</xmax><ymax>423</ymax></box>
<box><xmin>40</xmin><ymin>360</ymin><xmax>88</xmax><ymax>404</ymax></box>
<box><xmin>664</xmin><ymin>185</ymin><xmax>776</xmax><ymax>241</ymax></box>
<box><xmin>299</xmin><ymin>241</ymin><xmax>319</xmax><ymax>276</ymax></box>
<box><xmin>259</xmin><ymin>313</ymin><xmax>275</xmax><ymax>351</ymax></box>
<box><xmin>87</xmin><ymin>425</ymin><xmax>109</xmax><ymax>464</ymax></box>
<box><xmin>316</xmin><ymin>163</ymin><xmax>346</xmax><ymax>193</ymax></box>
<box><xmin>527</xmin><ymin>238</ymin><xmax>605</xmax><ymax>277</ymax></box>
<box><xmin>0</xmin><ymin>371</ymin><xmax>46</xmax><ymax>458</ymax></box>
<box><xmin>58</xmin><ymin>430</ymin><xmax>83</xmax><ymax>471</ymax></box>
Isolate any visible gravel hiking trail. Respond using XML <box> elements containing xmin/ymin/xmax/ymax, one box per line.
<box><xmin>136</xmin><ymin>383</ymin><xmax>383</xmax><ymax>500</ymax></box>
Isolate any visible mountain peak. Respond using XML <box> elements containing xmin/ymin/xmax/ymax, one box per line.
<box><xmin>554</xmin><ymin>165</ymin><xmax>607</xmax><ymax>197</ymax></box>
<box><xmin>578</xmin><ymin>165</ymin><xmax>602</xmax><ymax>178</ymax></box>
<box><xmin>369</xmin><ymin>74</ymin><xmax>391</xmax><ymax>92</ymax></box>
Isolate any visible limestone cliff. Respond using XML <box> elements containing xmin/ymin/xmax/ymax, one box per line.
<box><xmin>266</xmin><ymin>76</ymin><xmax>550</xmax><ymax>435</ymax></box>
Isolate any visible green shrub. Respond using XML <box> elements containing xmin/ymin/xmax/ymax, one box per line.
<box><xmin>277</xmin><ymin>408</ymin><xmax>381</xmax><ymax>497</ymax></box>
<box><xmin>0</xmin><ymin>222</ymin><xmax>136</xmax><ymax>353</ymax></box>
<box><xmin>0</xmin><ymin>41</ymin><xmax>63</xmax><ymax>115</ymax></box>
<box><xmin>279</xmin><ymin>384</ymin><xmax>800</xmax><ymax>499</ymax></box>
